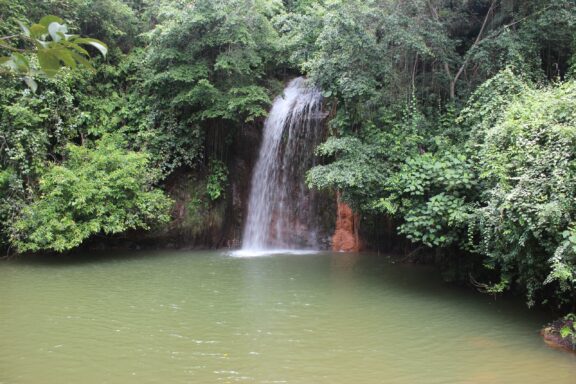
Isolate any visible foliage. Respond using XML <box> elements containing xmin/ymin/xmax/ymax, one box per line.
<box><xmin>0</xmin><ymin>69</ymin><xmax>81</xmax><ymax>179</ymax></box>
<box><xmin>301</xmin><ymin>1</ymin><xmax>576</xmax><ymax>310</ymax></box>
<box><xmin>0</xmin><ymin>15</ymin><xmax>107</xmax><ymax>91</ymax></box>
<box><xmin>559</xmin><ymin>314</ymin><xmax>576</xmax><ymax>344</ymax></box>
<box><xmin>307</xmin><ymin>102</ymin><xmax>425</xmax><ymax>208</ymax></box>
<box><xmin>474</xmin><ymin>80</ymin><xmax>576</xmax><ymax>306</ymax></box>
<box><xmin>11</xmin><ymin>136</ymin><xmax>172</xmax><ymax>253</ymax></box>
<box><xmin>0</xmin><ymin>2</ymin><xmax>161</xmax><ymax>253</ymax></box>
<box><xmin>380</xmin><ymin>152</ymin><xmax>477</xmax><ymax>249</ymax></box>
<box><xmin>206</xmin><ymin>159</ymin><xmax>228</xmax><ymax>201</ymax></box>
<box><xmin>141</xmin><ymin>0</ymin><xmax>284</xmax><ymax>172</ymax></box>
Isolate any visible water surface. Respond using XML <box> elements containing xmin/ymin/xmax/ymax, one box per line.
<box><xmin>1</xmin><ymin>251</ymin><xmax>574</xmax><ymax>383</ymax></box>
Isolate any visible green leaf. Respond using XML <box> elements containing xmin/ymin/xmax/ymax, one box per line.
<box><xmin>52</xmin><ymin>48</ymin><xmax>76</xmax><ymax>68</ymax></box>
<box><xmin>560</xmin><ymin>326</ymin><xmax>573</xmax><ymax>339</ymax></box>
<box><xmin>39</xmin><ymin>15</ymin><xmax>64</xmax><ymax>27</ymax></box>
<box><xmin>62</xmin><ymin>41</ymin><xmax>89</xmax><ymax>56</ymax></box>
<box><xmin>34</xmin><ymin>39</ymin><xmax>49</xmax><ymax>49</ymax></box>
<box><xmin>37</xmin><ymin>49</ymin><xmax>61</xmax><ymax>77</ymax></box>
<box><xmin>29</xmin><ymin>24</ymin><xmax>48</xmax><ymax>39</ymax></box>
<box><xmin>11</xmin><ymin>52</ymin><xmax>30</xmax><ymax>73</ymax></box>
<box><xmin>73</xmin><ymin>37</ymin><xmax>108</xmax><ymax>57</ymax></box>
<box><xmin>70</xmin><ymin>52</ymin><xmax>95</xmax><ymax>71</ymax></box>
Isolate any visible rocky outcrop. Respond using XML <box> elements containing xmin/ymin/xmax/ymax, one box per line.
<box><xmin>332</xmin><ymin>194</ymin><xmax>360</xmax><ymax>252</ymax></box>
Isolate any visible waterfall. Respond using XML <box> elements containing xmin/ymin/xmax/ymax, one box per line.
<box><xmin>240</xmin><ymin>77</ymin><xmax>324</xmax><ymax>253</ymax></box>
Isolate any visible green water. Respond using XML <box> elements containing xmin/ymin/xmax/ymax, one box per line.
<box><xmin>1</xmin><ymin>251</ymin><xmax>574</xmax><ymax>383</ymax></box>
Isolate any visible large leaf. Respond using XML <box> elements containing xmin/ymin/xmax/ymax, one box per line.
<box><xmin>70</xmin><ymin>52</ymin><xmax>95</xmax><ymax>72</ymax></box>
<box><xmin>52</xmin><ymin>48</ymin><xmax>76</xmax><ymax>69</ymax></box>
<box><xmin>10</xmin><ymin>53</ymin><xmax>30</xmax><ymax>73</ymax></box>
<box><xmin>37</xmin><ymin>49</ymin><xmax>61</xmax><ymax>77</ymax></box>
<box><xmin>34</xmin><ymin>40</ymin><xmax>49</xmax><ymax>49</ymax></box>
<box><xmin>39</xmin><ymin>15</ymin><xmax>64</xmax><ymax>27</ymax></box>
<box><xmin>29</xmin><ymin>24</ymin><xmax>48</xmax><ymax>39</ymax></box>
<box><xmin>73</xmin><ymin>38</ymin><xmax>108</xmax><ymax>57</ymax></box>
<box><xmin>63</xmin><ymin>41</ymin><xmax>89</xmax><ymax>56</ymax></box>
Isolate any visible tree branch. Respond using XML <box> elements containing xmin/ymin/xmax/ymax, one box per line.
<box><xmin>0</xmin><ymin>35</ymin><xmax>19</xmax><ymax>41</ymax></box>
<box><xmin>453</xmin><ymin>0</ymin><xmax>496</xmax><ymax>89</ymax></box>
<box><xmin>0</xmin><ymin>42</ymin><xmax>26</xmax><ymax>52</ymax></box>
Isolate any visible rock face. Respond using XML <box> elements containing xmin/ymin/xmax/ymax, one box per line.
<box><xmin>332</xmin><ymin>194</ymin><xmax>360</xmax><ymax>252</ymax></box>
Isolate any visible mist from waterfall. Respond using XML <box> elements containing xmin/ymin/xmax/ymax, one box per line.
<box><xmin>240</xmin><ymin>77</ymin><xmax>324</xmax><ymax>254</ymax></box>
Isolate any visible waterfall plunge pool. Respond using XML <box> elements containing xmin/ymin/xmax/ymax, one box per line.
<box><xmin>231</xmin><ymin>249</ymin><xmax>319</xmax><ymax>257</ymax></box>
<box><xmin>1</xmin><ymin>250</ymin><xmax>575</xmax><ymax>383</ymax></box>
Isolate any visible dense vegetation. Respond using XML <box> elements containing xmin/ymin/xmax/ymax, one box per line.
<box><xmin>1</xmin><ymin>0</ymin><xmax>575</xmax><ymax>312</ymax></box>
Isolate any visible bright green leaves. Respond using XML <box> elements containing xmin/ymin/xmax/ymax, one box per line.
<box><xmin>0</xmin><ymin>15</ymin><xmax>108</xmax><ymax>91</ymax></box>
<box><xmin>306</xmin><ymin>135</ymin><xmax>386</xmax><ymax>204</ymax></box>
<box><xmin>39</xmin><ymin>15</ymin><xmax>63</xmax><ymax>29</ymax></box>
<box><xmin>206</xmin><ymin>159</ymin><xmax>228</xmax><ymax>201</ymax></box>
<box><xmin>557</xmin><ymin>314</ymin><xmax>576</xmax><ymax>347</ymax></box>
<box><xmin>399</xmin><ymin>193</ymin><xmax>472</xmax><ymax>248</ymax></box>
<box><xmin>11</xmin><ymin>137</ymin><xmax>173</xmax><ymax>253</ymax></box>
<box><xmin>307</xmin><ymin>64</ymin><xmax>576</xmax><ymax>307</ymax></box>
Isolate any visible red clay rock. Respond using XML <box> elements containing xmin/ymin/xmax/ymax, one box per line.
<box><xmin>332</xmin><ymin>193</ymin><xmax>360</xmax><ymax>252</ymax></box>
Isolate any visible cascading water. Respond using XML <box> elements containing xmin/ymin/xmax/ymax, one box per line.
<box><xmin>240</xmin><ymin>77</ymin><xmax>324</xmax><ymax>253</ymax></box>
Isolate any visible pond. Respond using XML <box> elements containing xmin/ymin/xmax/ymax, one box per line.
<box><xmin>1</xmin><ymin>250</ymin><xmax>575</xmax><ymax>383</ymax></box>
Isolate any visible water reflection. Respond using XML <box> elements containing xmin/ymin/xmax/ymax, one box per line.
<box><xmin>330</xmin><ymin>251</ymin><xmax>360</xmax><ymax>275</ymax></box>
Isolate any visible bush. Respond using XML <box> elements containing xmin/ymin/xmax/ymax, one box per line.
<box><xmin>11</xmin><ymin>136</ymin><xmax>173</xmax><ymax>252</ymax></box>
<box><xmin>475</xmin><ymin>80</ymin><xmax>576</xmax><ymax>306</ymax></box>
